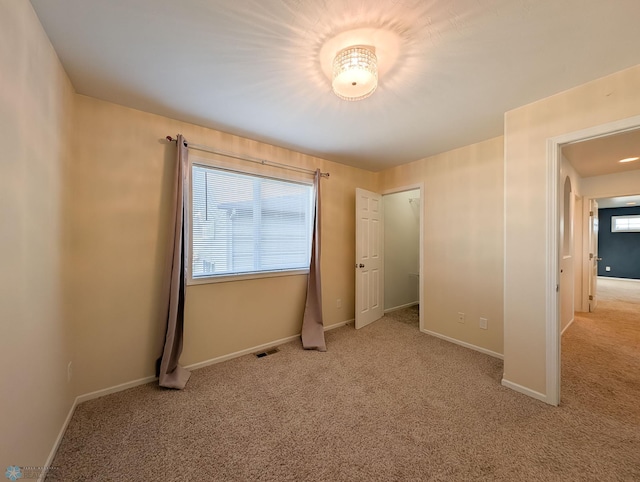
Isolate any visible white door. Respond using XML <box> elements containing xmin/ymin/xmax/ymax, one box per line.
<box><xmin>588</xmin><ymin>199</ymin><xmax>599</xmax><ymax>312</ymax></box>
<box><xmin>355</xmin><ymin>188</ymin><xmax>384</xmax><ymax>329</ymax></box>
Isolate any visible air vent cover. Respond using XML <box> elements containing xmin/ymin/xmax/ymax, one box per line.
<box><xmin>255</xmin><ymin>348</ymin><xmax>279</xmax><ymax>358</ymax></box>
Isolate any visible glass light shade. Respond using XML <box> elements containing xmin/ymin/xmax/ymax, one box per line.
<box><xmin>332</xmin><ymin>46</ymin><xmax>378</xmax><ymax>101</ymax></box>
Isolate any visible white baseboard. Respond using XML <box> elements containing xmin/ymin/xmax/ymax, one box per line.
<box><xmin>561</xmin><ymin>317</ymin><xmax>575</xmax><ymax>336</ymax></box>
<box><xmin>40</xmin><ymin>375</ymin><xmax>157</xmax><ymax>481</ymax></box>
<box><xmin>186</xmin><ymin>318</ymin><xmax>353</xmax><ymax>372</ymax></box>
<box><xmin>420</xmin><ymin>328</ymin><xmax>504</xmax><ymax>360</ymax></box>
<box><xmin>325</xmin><ymin>319</ymin><xmax>353</xmax><ymax>331</ymax></box>
<box><xmin>598</xmin><ymin>276</ymin><xmax>640</xmax><ymax>283</ymax></box>
<box><xmin>384</xmin><ymin>302</ymin><xmax>419</xmax><ymax>314</ymax></box>
<box><xmin>71</xmin><ymin>319</ymin><xmax>353</xmax><ymax>404</ymax></box>
<box><xmin>501</xmin><ymin>378</ymin><xmax>549</xmax><ymax>404</ymax></box>
<box><xmin>184</xmin><ymin>334</ymin><xmax>301</xmax><ymax>371</ymax></box>
<box><xmin>77</xmin><ymin>375</ymin><xmax>158</xmax><ymax>404</ymax></box>
<box><xmin>39</xmin><ymin>397</ymin><xmax>78</xmax><ymax>482</ymax></box>
<box><xmin>43</xmin><ymin>316</ymin><xmax>359</xmax><ymax>474</ymax></box>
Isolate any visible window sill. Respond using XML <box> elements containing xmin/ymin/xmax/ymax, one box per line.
<box><xmin>187</xmin><ymin>268</ymin><xmax>309</xmax><ymax>286</ymax></box>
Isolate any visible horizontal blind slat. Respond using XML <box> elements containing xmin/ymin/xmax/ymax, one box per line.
<box><xmin>191</xmin><ymin>165</ymin><xmax>314</xmax><ymax>278</ymax></box>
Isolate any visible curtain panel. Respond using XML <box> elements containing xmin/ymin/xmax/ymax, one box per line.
<box><xmin>301</xmin><ymin>169</ymin><xmax>326</xmax><ymax>351</ymax></box>
<box><xmin>157</xmin><ymin>134</ymin><xmax>191</xmax><ymax>389</ymax></box>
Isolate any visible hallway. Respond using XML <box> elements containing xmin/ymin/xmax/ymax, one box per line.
<box><xmin>562</xmin><ymin>277</ymin><xmax>640</xmax><ymax>422</ymax></box>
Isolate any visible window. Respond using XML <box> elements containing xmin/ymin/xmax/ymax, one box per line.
<box><xmin>190</xmin><ymin>164</ymin><xmax>314</xmax><ymax>281</ymax></box>
<box><xmin>611</xmin><ymin>215</ymin><xmax>640</xmax><ymax>233</ymax></box>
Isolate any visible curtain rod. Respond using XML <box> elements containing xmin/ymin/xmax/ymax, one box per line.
<box><xmin>166</xmin><ymin>136</ymin><xmax>329</xmax><ymax>178</ymax></box>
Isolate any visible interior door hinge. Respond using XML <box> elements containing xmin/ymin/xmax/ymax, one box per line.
<box><xmin>589</xmin><ymin>253</ymin><xmax>594</xmax><ymax>260</ymax></box>
<box><xmin>589</xmin><ymin>211</ymin><xmax>594</xmax><ymax>216</ymax></box>
<box><xmin>589</xmin><ymin>295</ymin><xmax>593</xmax><ymax>301</ymax></box>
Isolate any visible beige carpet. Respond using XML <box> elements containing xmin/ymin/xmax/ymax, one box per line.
<box><xmin>562</xmin><ymin>277</ymin><xmax>640</xmax><ymax>426</ymax></box>
<box><xmin>46</xmin><ymin>300</ymin><xmax>640</xmax><ymax>481</ymax></box>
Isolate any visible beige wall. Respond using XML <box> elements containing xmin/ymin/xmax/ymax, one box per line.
<box><xmin>581</xmin><ymin>169</ymin><xmax>640</xmax><ymax>198</ymax></box>
<box><xmin>70</xmin><ymin>95</ymin><xmax>378</xmax><ymax>395</ymax></box>
<box><xmin>0</xmin><ymin>0</ymin><xmax>76</xmax><ymax>470</ymax></box>
<box><xmin>380</xmin><ymin>137</ymin><xmax>504</xmax><ymax>355</ymax></box>
<box><xmin>8</xmin><ymin>0</ymin><xmax>640</xmax><ymax>465</ymax></box>
<box><xmin>504</xmin><ymin>64</ymin><xmax>640</xmax><ymax>397</ymax></box>
<box><xmin>383</xmin><ymin>189</ymin><xmax>420</xmax><ymax>310</ymax></box>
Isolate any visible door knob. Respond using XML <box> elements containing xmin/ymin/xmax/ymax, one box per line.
<box><xmin>596</xmin><ymin>257</ymin><xmax>602</xmax><ymax>261</ymax></box>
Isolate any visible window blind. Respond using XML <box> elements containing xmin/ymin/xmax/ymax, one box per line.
<box><xmin>191</xmin><ymin>165</ymin><xmax>314</xmax><ymax>278</ymax></box>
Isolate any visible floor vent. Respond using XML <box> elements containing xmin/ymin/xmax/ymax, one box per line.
<box><xmin>255</xmin><ymin>348</ymin><xmax>279</xmax><ymax>358</ymax></box>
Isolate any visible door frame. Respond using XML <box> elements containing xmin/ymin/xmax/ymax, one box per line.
<box><xmin>546</xmin><ymin>114</ymin><xmax>640</xmax><ymax>406</ymax></box>
<box><xmin>382</xmin><ymin>183</ymin><xmax>425</xmax><ymax>332</ymax></box>
<box><xmin>587</xmin><ymin>199</ymin><xmax>600</xmax><ymax>312</ymax></box>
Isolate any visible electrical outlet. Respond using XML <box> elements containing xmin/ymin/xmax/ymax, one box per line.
<box><xmin>67</xmin><ymin>361</ymin><xmax>73</xmax><ymax>382</ymax></box>
<box><xmin>336</xmin><ymin>298</ymin><xmax>342</xmax><ymax>309</ymax></box>
<box><xmin>479</xmin><ymin>317</ymin><xmax>488</xmax><ymax>330</ymax></box>
<box><xmin>457</xmin><ymin>312</ymin><xmax>465</xmax><ymax>323</ymax></box>
<box><xmin>605</xmin><ymin>266</ymin><xmax>611</xmax><ymax>272</ymax></box>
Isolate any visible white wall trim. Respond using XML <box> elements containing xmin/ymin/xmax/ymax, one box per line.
<box><xmin>189</xmin><ymin>320</ymin><xmax>350</xmax><ymax>371</ymax></box>
<box><xmin>325</xmin><ymin>319</ymin><xmax>353</xmax><ymax>331</ymax></box>
<box><xmin>581</xmin><ymin>198</ymin><xmax>591</xmax><ymax>312</ymax></box>
<box><xmin>420</xmin><ymin>328</ymin><xmax>504</xmax><ymax>360</ymax></box>
<box><xmin>381</xmin><ymin>183</ymin><xmax>423</xmax><ymax>195</ymax></box>
<box><xmin>501</xmin><ymin>378</ymin><xmax>548</xmax><ymax>404</ymax></box>
<box><xmin>598</xmin><ymin>276</ymin><xmax>640</xmax><ymax>283</ymax></box>
<box><xmin>185</xmin><ymin>335</ymin><xmax>300</xmax><ymax>371</ymax></box>
<box><xmin>384</xmin><ymin>301</ymin><xmax>419</xmax><ymax>314</ymax></box>
<box><xmin>44</xmin><ymin>318</ymin><xmax>353</xmax><ymax>477</ymax></box>
<box><xmin>546</xmin><ymin>114</ymin><xmax>640</xmax><ymax>408</ymax></box>
<box><xmin>39</xmin><ymin>397</ymin><xmax>78</xmax><ymax>482</ymax></box>
<box><xmin>41</xmin><ymin>374</ymin><xmax>160</xmax><ymax>480</ymax></box>
<box><xmin>545</xmin><ymin>136</ymin><xmax>561</xmax><ymax>406</ymax></box>
<box><xmin>76</xmin><ymin>375</ymin><xmax>158</xmax><ymax>404</ymax></box>
<box><xmin>186</xmin><ymin>320</ymin><xmax>352</xmax><ymax>371</ymax></box>
<box><xmin>72</xmin><ymin>321</ymin><xmax>352</xmax><ymax>400</ymax></box>
<box><xmin>561</xmin><ymin>317</ymin><xmax>575</xmax><ymax>336</ymax></box>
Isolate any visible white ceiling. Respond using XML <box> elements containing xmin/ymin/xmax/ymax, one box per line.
<box><xmin>30</xmin><ymin>0</ymin><xmax>640</xmax><ymax>171</ymax></box>
<box><xmin>562</xmin><ymin>128</ymin><xmax>640</xmax><ymax>178</ymax></box>
<box><xmin>562</xmin><ymin>128</ymin><xmax>640</xmax><ymax>209</ymax></box>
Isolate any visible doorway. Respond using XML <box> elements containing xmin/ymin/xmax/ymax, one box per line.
<box><xmin>548</xmin><ymin>116</ymin><xmax>640</xmax><ymax>405</ymax></box>
<box><xmin>354</xmin><ymin>184</ymin><xmax>424</xmax><ymax>331</ymax></box>
<box><xmin>383</xmin><ymin>189</ymin><xmax>421</xmax><ymax>329</ymax></box>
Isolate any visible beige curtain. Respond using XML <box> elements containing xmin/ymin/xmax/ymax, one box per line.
<box><xmin>157</xmin><ymin>134</ymin><xmax>191</xmax><ymax>389</ymax></box>
<box><xmin>301</xmin><ymin>169</ymin><xmax>326</xmax><ymax>351</ymax></box>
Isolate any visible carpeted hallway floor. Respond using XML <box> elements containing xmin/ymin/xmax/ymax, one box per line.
<box><xmin>561</xmin><ymin>278</ymin><xmax>640</xmax><ymax>427</ymax></box>
<box><xmin>46</xmin><ymin>287</ymin><xmax>639</xmax><ymax>481</ymax></box>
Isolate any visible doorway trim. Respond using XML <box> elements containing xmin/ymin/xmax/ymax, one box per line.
<box><xmin>382</xmin><ymin>183</ymin><xmax>425</xmax><ymax>332</ymax></box>
<box><xmin>546</xmin><ymin>114</ymin><xmax>640</xmax><ymax>406</ymax></box>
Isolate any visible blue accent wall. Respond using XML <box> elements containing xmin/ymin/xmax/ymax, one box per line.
<box><xmin>598</xmin><ymin>206</ymin><xmax>640</xmax><ymax>280</ymax></box>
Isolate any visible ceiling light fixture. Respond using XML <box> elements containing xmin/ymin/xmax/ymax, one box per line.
<box><xmin>332</xmin><ymin>46</ymin><xmax>378</xmax><ymax>101</ymax></box>
<box><xmin>619</xmin><ymin>157</ymin><xmax>639</xmax><ymax>163</ymax></box>
<box><xmin>626</xmin><ymin>202</ymin><xmax>637</xmax><ymax>205</ymax></box>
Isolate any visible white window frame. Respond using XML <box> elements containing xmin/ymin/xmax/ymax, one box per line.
<box><xmin>187</xmin><ymin>157</ymin><xmax>313</xmax><ymax>285</ymax></box>
<box><xmin>611</xmin><ymin>215</ymin><xmax>640</xmax><ymax>233</ymax></box>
